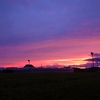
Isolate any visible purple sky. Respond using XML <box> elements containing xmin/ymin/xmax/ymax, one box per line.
<box><xmin>0</xmin><ymin>0</ymin><xmax>100</xmax><ymax>67</ymax></box>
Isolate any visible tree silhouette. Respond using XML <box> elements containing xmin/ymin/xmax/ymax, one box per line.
<box><xmin>91</xmin><ymin>52</ymin><xmax>94</xmax><ymax>67</ymax></box>
<box><xmin>28</xmin><ymin>60</ymin><xmax>30</xmax><ymax>64</ymax></box>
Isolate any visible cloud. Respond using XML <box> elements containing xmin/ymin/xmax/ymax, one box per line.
<box><xmin>86</xmin><ymin>53</ymin><xmax>100</xmax><ymax>61</ymax></box>
<box><xmin>94</xmin><ymin>53</ymin><xmax>100</xmax><ymax>57</ymax></box>
<box><xmin>85</xmin><ymin>57</ymin><xmax>100</xmax><ymax>62</ymax></box>
<box><xmin>0</xmin><ymin>0</ymin><xmax>100</xmax><ymax>67</ymax></box>
<box><xmin>0</xmin><ymin>0</ymin><xmax>100</xmax><ymax>47</ymax></box>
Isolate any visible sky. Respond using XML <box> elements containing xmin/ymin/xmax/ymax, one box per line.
<box><xmin>0</xmin><ymin>0</ymin><xmax>100</xmax><ymax>68</ymax></box>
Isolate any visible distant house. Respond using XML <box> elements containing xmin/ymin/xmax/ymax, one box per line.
<box><xmin>24</xmin><ymin>64</ymin><xmax>35</xmax><ymax>68</ymax></box>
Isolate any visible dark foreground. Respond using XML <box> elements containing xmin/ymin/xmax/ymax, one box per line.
<box><xmin>0</xmin><ymin>72</ymin><xmax>100</xmax><ymax>100</ymax></box>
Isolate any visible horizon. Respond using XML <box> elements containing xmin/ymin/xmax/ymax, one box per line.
<box><xmin>0</xmin><ymin>0</ymin><xmax>100</xmax><ymax>68</ymax></box>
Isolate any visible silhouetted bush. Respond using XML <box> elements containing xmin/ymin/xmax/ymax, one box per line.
<box><xmin>3</xmin><ymin>69</ymin><xmax>14</xmax><ymax>73</ymax></box>
<box><xmin>73</xmin><ymin>68</ymin><xmax>86</xmax><ymax>72</ymax></box>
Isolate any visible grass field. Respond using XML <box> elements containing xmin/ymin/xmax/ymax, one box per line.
<box><xmin>0</xmin><ymin>72</ymin><xmax>100</xmax><ymax>100</ymax></box>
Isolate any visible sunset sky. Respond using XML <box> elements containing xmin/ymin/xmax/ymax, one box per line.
<box><xmin>0</xmin><ymin>0</ymin><xmax>100</xmax><ymax>68</ymax></box>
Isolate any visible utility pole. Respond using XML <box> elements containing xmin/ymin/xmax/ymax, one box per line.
<box><xmin>96</xmin><ymin>61</ymin><xmax>98</xmax><ymax>67</ymax></box>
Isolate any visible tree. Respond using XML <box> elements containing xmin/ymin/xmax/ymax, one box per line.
<box><xmin>28</xmin><ymin>60</ymin><xmax>30</xmax><ymax>64</ymax></box>
<box><xmin>91</xmin><ymin>52</ymin><xmax>94</xmax><ymax>67</ymax></box>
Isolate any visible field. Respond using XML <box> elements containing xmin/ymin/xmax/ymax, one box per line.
<box><xmin>0</xmin><ymin>72</ymin><xmax>100</xmax><ymax>100</ymax></box>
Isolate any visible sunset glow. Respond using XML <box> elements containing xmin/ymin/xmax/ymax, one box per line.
<box><xmin>0</xmin><ymin>0</ymin><xmax>100</xmax><ymax>68</ymax></box>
